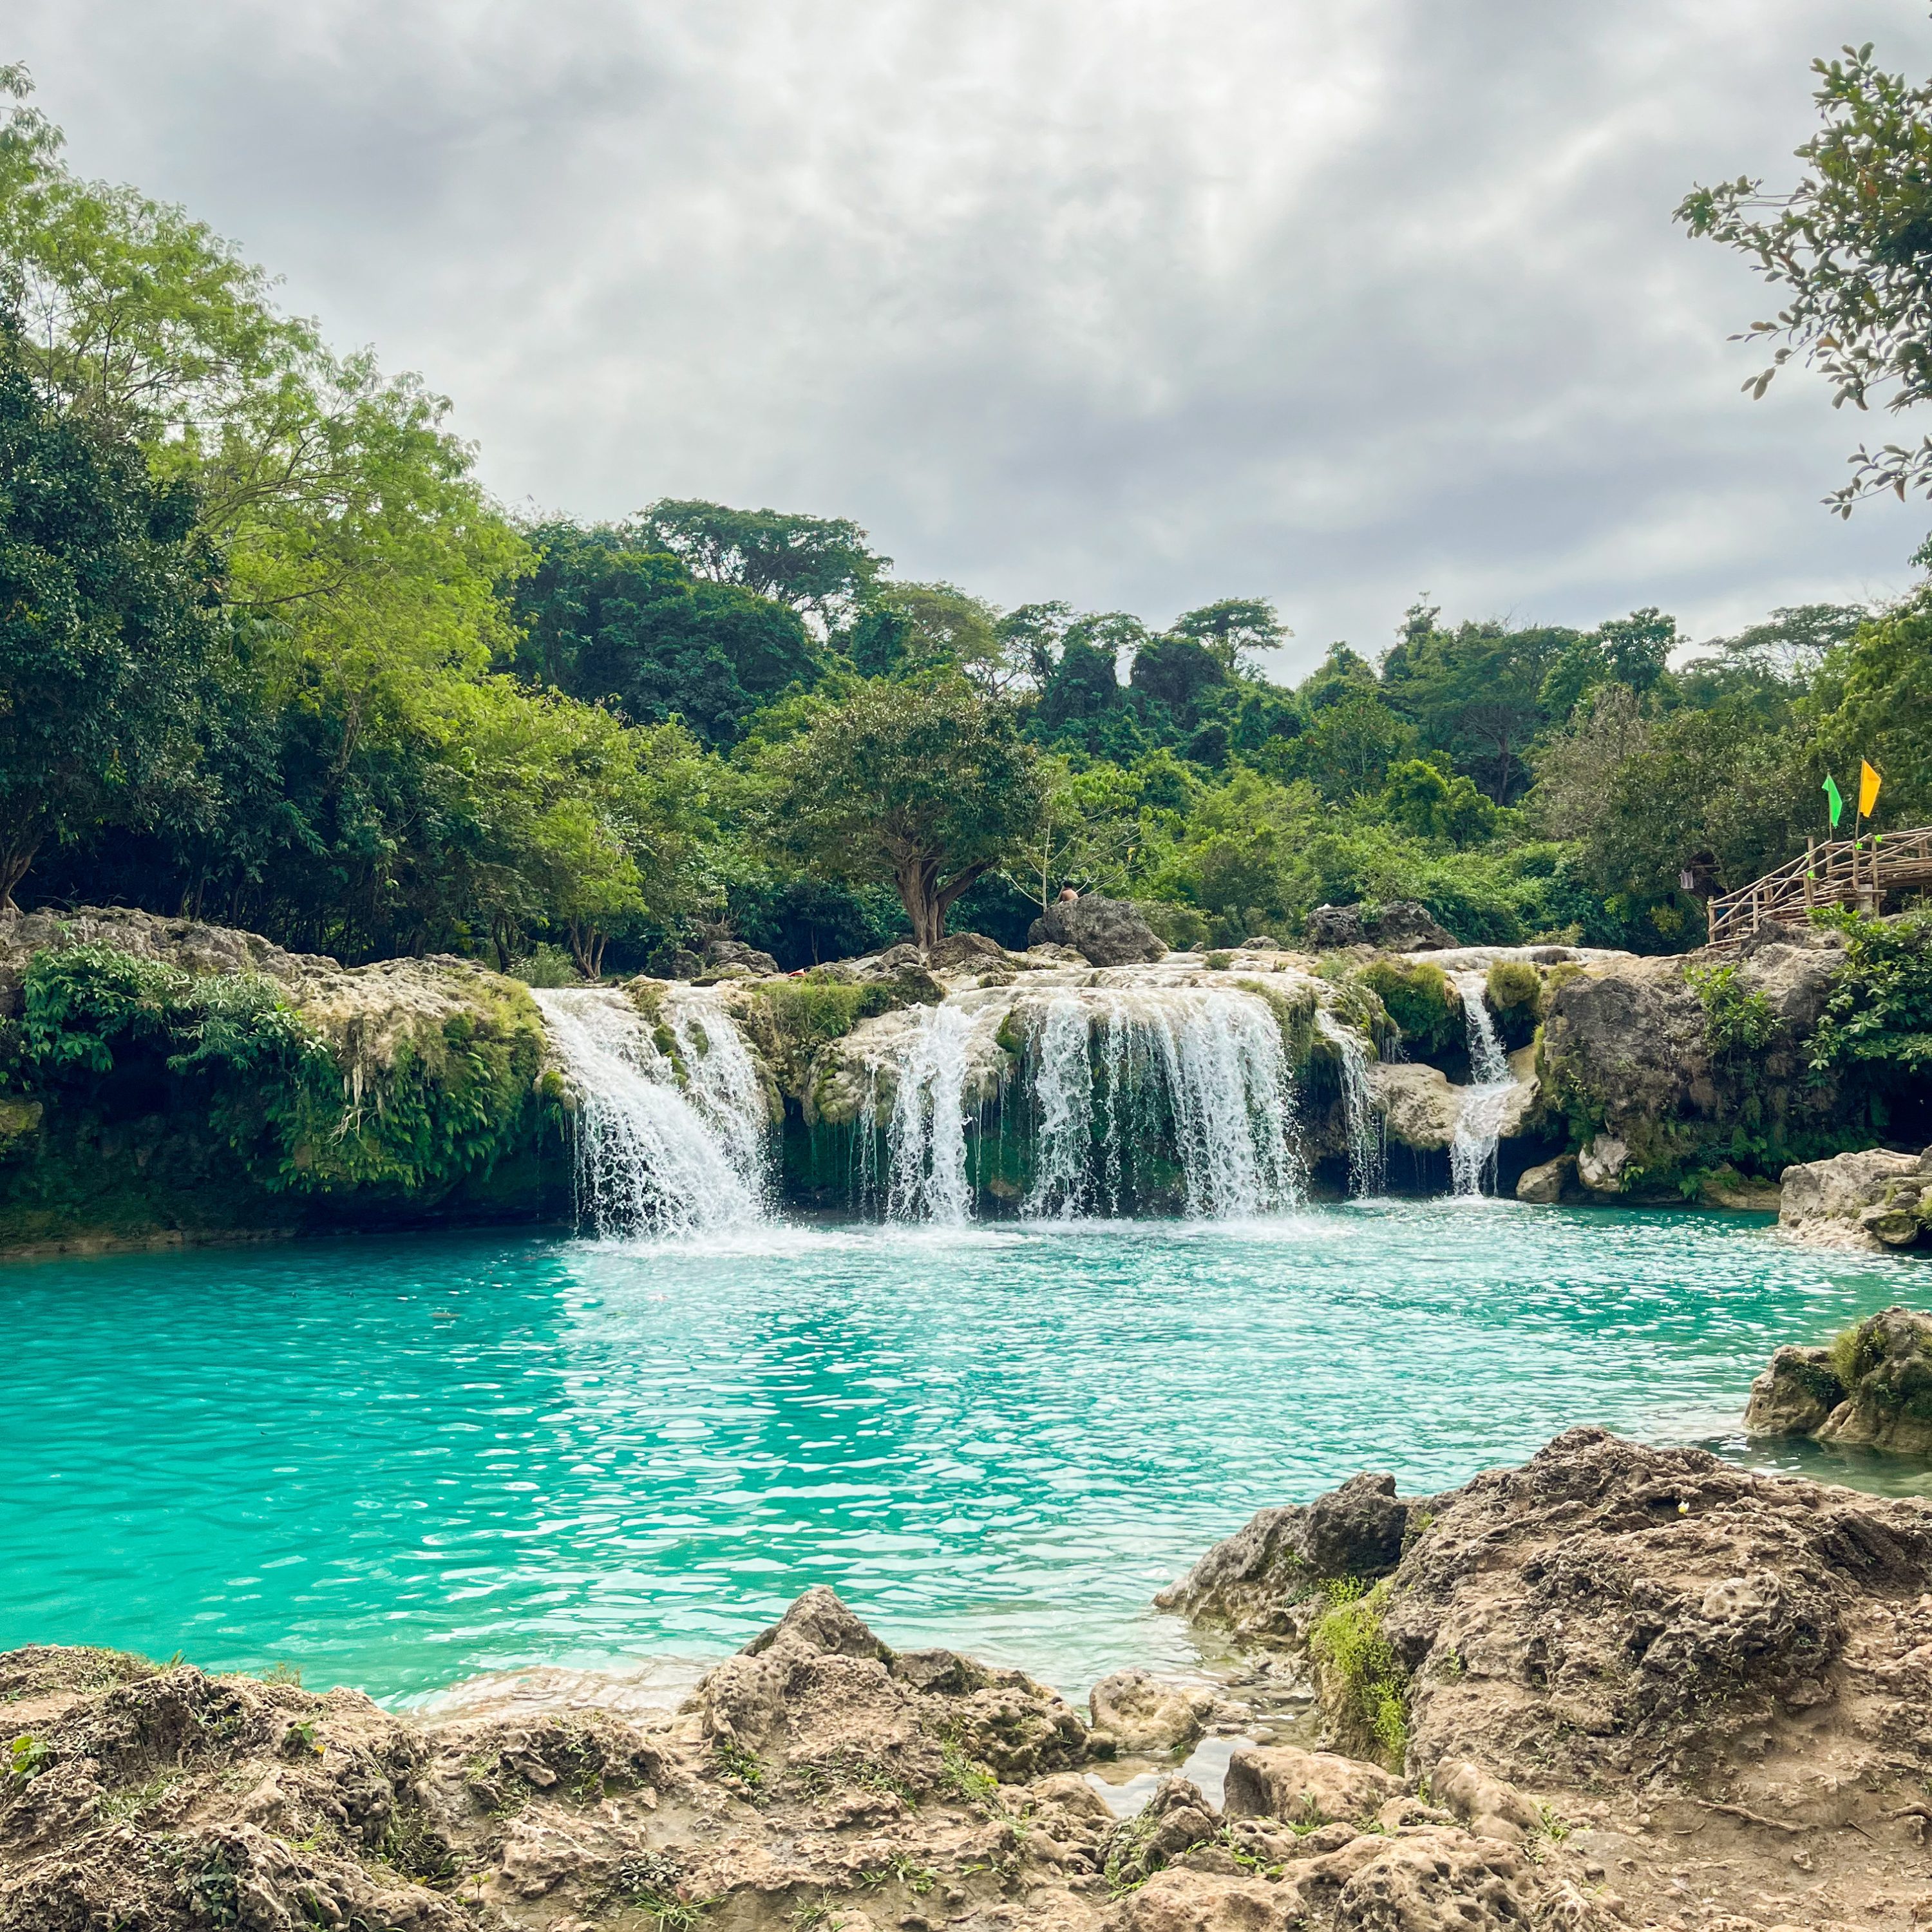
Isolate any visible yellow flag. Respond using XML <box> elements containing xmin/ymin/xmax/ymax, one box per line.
<box><xmin>1860</xmin><ymin>759</ymin><xmax>1883</xmax><ymax>817</ymax></box>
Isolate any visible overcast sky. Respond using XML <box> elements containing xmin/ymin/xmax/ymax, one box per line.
<box><xmin>13</xmin><ymin>0</ymin><xmax>1932</xmax><ymax>677</ymax></box>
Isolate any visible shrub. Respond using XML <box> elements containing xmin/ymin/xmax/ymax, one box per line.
<box><xmin>1355</xmin><ymin>958</ymin><xmax>1459</xmax><ymax>1059</ymax></box>
<box><xmin>1136</xmin><ymin>900</ymin><xmax>1210</xmax><ymax>951</ymax></box>
<box><xmin>1684</xmin><ymin>961</ymin><xmax>1779</xmax><ymax>1059</ymax></box>
<box><xmin>1808</xmin><ymin>909</ymin><xmax>1932</xmax><ymax>1084</ymax></box>
<box><xmin>1485</xmin><ymin>958</ymin><xmax>1540</xmax><ymax>1012</ymax></box>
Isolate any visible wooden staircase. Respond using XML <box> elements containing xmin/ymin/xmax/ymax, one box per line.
<box><xmin>1705</xmin><ymin>825</ymin><xmax>1932</xmax><ymax>950</ymax></box>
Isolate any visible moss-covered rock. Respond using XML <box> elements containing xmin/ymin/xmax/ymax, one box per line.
<box><xmin>0</xmin><ymin>910</ymin><xmax>568</xmax><ymax>1253</ymax></box>
<box><xmin>1352</xmin><ymin>958</ymin><xmax>1459</xmax><ymax>1060</ymax></box>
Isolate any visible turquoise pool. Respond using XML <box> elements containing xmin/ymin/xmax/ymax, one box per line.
<box><xmin>0</xmin><ymin>1202</ymin><xmax>1917</xmax><ymax>1700</ymax></box>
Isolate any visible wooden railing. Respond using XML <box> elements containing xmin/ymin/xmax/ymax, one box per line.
<box><xmin>1705</xmin><ymin>824</ymin><xmax>1932</xmax><ymax>949</ymax></box>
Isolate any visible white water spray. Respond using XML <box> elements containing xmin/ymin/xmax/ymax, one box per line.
<box><xmin>1019</xmin><ymin>989</ymin><xmax>1306</xmax><ymax>1220</ymax></box>
<box><xmin>1448</xmin><ymin>971</ymin><xmax>1513</xmax><ymax>1198</ymax></box>
<box><xmin>1316</xmin><ymin>1009</ymin><xmax>1385</xmax><ymax>1198</ymax></box>
<box><xmin>535</xmin><ymin>989</ymin><xmax>771</xmax><ymax>1238</ymax></box>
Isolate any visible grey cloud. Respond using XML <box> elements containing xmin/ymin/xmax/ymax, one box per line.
<box><xmin>12</xmin><ymin>0</ymin><xmax>1932</xmax><ymax>675</ymax></box>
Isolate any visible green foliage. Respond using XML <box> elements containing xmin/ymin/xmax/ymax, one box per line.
<box><xmin>6</xmin><ymin>1734</ymin><xmax>48</xmax><ymax>1781</ymax></box>
<box><xmin>13</xmin><ymin>945</ymin><xmax>546</xmax><ymax>1203</ymax></box>
<box><xmin>1685</xmin><ymin>961</ymin><xmax>1781</xmax><ymax>1059</ymax></box>
<box><xmin>1678</xmin><ymin>34</ymin><xmax>1932</xmax><ymax>510</ymax></box>
<box><xmin>938</xmin><ymin>1741</ymin><xmax>1000</xmax><ymax>1810</ymax></box>
<box><xmin>755</xmin><ymin>676</ymin><xmax>1048</xmax><ymax>949</ymax></box>
<box><xmin>709</xmin><ymin>1737</ymin><xmax>765</xmax><ymax>1791</ymax></box>
<box><xmin>1486</xmin><ymin>958</ymin><xmax>1541</xmax><ymax>1013</ymax></box>
<box><xmin>0</xmin><ymin>310</ymin><xmax>222</xmax><ymax>907</ymax></box>
<box><xmin>1309</xmin><ymin>1580</ymin><xmax>1409</xmax><ymax>1765</ymax></box>
<box><xmin>1355</xmin><ymin>959</ymin><xmax>1459</xmax><ymax>1058</ymax></box>
<box><xmin>1808</xmin><ymin>910</ymin><xmax>1932</xmax><ymax>1083</ymax></box>
<box><xmin>1830</xmin><ymin>1318</ymin><xmax>1886</xmax><ymax>1392</ymax></box>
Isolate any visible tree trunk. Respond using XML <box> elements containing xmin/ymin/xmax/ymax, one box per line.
<box><xmin>894</xmin><ymin>857</ymin><xmax>992</xmax><ymax>953</ymax></box>
<box><xmin>0</xmin><ymin>834</ymin><xmax>40</xmax><ymax>913</ymax></box>
<box><xmin>568</xmin><ymin>920</ymin><xmax>607</xmax><ymax>980</ymax></box>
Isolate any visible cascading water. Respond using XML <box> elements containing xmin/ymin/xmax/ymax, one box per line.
<box><xmin>535</xmin><ymin>989</ymin><xmax>771</xmax><ymax>1237</ymax></box>
<box><xmin>1020</xmin><ymin>989</ymin><xmax>1306</xmax><ymax>1220</ymax></box>
<box><xmin>1448</xmin><ymin>970</ymin><xmax>1513</xmax><ymax>1198</ymax></box>
<box><xmin>1315</xmin><ymin>1010</ymin><xmax>1385</xmax><ymax>1198</ymax></box>
<box><xmin>884</xmin><ymin>1000</ymin><xmax>984</xmax><ymax>1225</ymax></box>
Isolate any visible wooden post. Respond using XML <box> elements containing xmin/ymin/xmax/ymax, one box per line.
<box><xmin>1804</xmin><ymin>838</ymin><xmax>1815</xmax><ymax>913</ymax></box>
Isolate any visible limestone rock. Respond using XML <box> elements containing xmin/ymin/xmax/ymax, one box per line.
<box><xmin>1367</xmin><ymin>1063</ymin><xmax>1458</xmax><ymax>1152</ymax></box>
<box><xmin>1156</xmin><ymin>1473</ymin><xmax>1414</xmax><ymax>1631</ymax></box>
<box><xmin>1733</xmin><ymin>918</ymin><xmax>1849</xmax><ymax>1031</ymax></box>
<box><xmin>926</xmin><ymin>930</ymin><xmax>1009</xmax><ymax>970</ymax></box>
<box><xmin>702</xmin><ymin>938</ymin><xmax>780</xmax><ymax>977</ymax></box>
<box><xmin>1221</xmin><ymin>1743</ymin><xmax>1402</xmax><ymax>1826</ymax></box>
<box><xmin>1304</xmin><ymin>900</ymin><xmax>1457</xmax><ymax>951</ymax></box>
<box><xmin>1779</xmin><ymin>1146</ymin><xmax>1929</xmax><ymax>1252</ymax></box>
<box><xmin>1087</xmin><ymin>1669</ymin><xmax>1215</xmax><ymax>1755</ymax></box>
<box><xmin>1432</xmin><ymin>1759</ymin><xmax>1540</xmax><ymax>1843</ymax></box>
<box><xmin>1575</xmin><ymin>1133</ymin><xmax>1628</xmax><ymax>1194</ymax></box>
<box><xmin>1814</xmin><ymin>1306</ymin><xmax>1932</xmax><ymax>1455</ymax></box>
<box><xmin>1515</xmin><ymin>1154</ymin><xmax>1575</xmax><ymax>1204</ymax></box>
<box><xmin>1026</xmin><ymin>896</ymin><xmax>1167</xmax><ymax>967</ymax></box>
<box><xmin>1744</xmin><ymin>1344</ymin><xmax>1846</xmax><ymax>1437</ymax></box>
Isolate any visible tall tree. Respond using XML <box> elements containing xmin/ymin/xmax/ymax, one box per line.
<box><xmin>0</xmin><ymin>316</ymin><xmax>222</xmax><ymax>905</ymax></box>
<box><xmin>755</xmin><ymin>678</ymin><xmax>1047</xmax><ymax>950</ymax></box>
<box><xmin>1166</xmin><ymin>597</ymin><xmax>1289</xmax><ymax>674</ymax></box>
<box><xmin>632</xmin><ymin>498</ymin><xmax>885</xmax><ymax>633</ymax></box>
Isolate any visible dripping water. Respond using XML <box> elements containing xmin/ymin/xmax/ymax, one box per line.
<box><xmin>885</xmin><ymin>1001</ymin><xmax>985</xmax><ymax>1225</ymax></box>
<box><xmin>1316</xmin><ymin>1009</ymin><xmax>1385</xmax><ymax>1198</ymax></box>
<box><xmin>1448</xmin><ymin>970</ymin><xmax>1513</xmax><ymax>1198</ymax></box>
<box><xmin>535</xmin><ymin>989</ymin><xmax>771</xmax><ymax>1238</ymax></box>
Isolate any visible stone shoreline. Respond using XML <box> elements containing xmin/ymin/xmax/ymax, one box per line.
<box><xmin>6</xmin><ymin>1428</ymin><xmax>1932</xmax><ymax>1931</ymax></box>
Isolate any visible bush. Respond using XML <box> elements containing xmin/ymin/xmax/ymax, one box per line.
<box><xmin>1355</xmin><ymin>958</ymin><xmax>1459</xmax><ymax>1058</ymax></box>
<box><xmin>1684</xmin><ymin>961</ymin><xmax>1779</xmax><ymax>1059</ymax></box>
<box><xmin>1486</xmin><ymin>958</ymin><xmax>1541</xmax><ymax>1012</ymax></box>
<box><xmin>509</xmin><ymin>943</ymin><xmax>583</xmax><ymax>988</ymax></box>
<box><xmin>1808</xmin><ymin>909</ymin><xmax>1932</xmax><ymax>1085</ymax></box>
<box><xmin>1136</xmin><ymin>900</ymin><xmax>1211</xmax><ymax>951</ymax></box>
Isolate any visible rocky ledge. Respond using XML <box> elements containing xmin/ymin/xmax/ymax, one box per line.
<box><xmin>10</xmin><ymin>1431</ymin><xmax>1932</xmax><ymax>1930</ymax></box>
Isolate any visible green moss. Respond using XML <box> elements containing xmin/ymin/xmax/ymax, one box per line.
<box><xmin>1310</xmin><ymin>1580</ymin><xmax>1409</xmax><ymax>1766</ymax></box>
<box><xmin>994</xmin><ymin>1010</ymin><xmax>1027</xmax><ymax>1056</ymax></box>
<box><xmin>1830</xmin><ymin>1318</ymin><xmax>1886</xmax><ymax>1392</ymax></box>
<box><xmin>1486</xmin><ymin>958</ymin><xmax>1540</xmax><ymax>1013</ymax></box>
<box><xmin>1204</xmin><ymin>951</ymin><xmax>1233</xmax><ymax>971</ymax></box>
<box><xmin>1354</xmin><ymin>958</ymin><xmax>1458</xmax><ymax>1060</ymax></box>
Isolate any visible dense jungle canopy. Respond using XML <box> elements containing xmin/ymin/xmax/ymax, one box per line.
<box><xmin>4</xmin><ymin>55</ymin><xmax>1931</xmax><ymax>976</ymax></box>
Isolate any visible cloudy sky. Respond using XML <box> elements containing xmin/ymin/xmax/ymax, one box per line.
<box><xmin>13</xmin><ymin>0</ymin><xmax>1932</xmax><ymax>676</ymax></box>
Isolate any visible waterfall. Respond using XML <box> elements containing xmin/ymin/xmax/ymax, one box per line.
<box><xmin>885</xmin><ymin>1000</ymin><xmax>983</xmax><ymax>1225</ymax></box>
<box><xmin>1448</xmin><ymin>970</ymin><xmax>1513</xmax><ymax>1198</ymax></box>
<box><xmin>535</xmin><ymin>989</ymin><xmax>771</xmax><ymax>1238</ymax></box>
<box><xmin>1316</xmin><ymin>1010</ymin><xmax>1385</xmax><ymax>1198</ymax></box>
<box><xmin>1019</xmin><ymin>989</ymin><xmax>1306</xmax><ymax>1220</ymax></box>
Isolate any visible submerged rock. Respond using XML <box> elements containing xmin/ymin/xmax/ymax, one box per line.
<box><xmin>1025</xmin><ymin>895</ymin><xmax>1168</xmax><ymax>966</ymax></box>
<box><xmin>1513</xmin><ymin>1153</ymin><xmax>1576</xmax><ymax>1203</ymax></box>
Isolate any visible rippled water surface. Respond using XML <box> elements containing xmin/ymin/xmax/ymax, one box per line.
<box><xmin>1</xmin><ymin>1203</ymin><xmax>1917</xmax><ymax>1700</ymax></box>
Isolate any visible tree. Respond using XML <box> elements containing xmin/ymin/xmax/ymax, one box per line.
<box><xmin>1129</xmin><ymin>632</ymin><xmax>1226</xmax><ymax>721</ymax></box>
<box><xmin>846</xmin><ymin>579</ymin><xmax>1004</xmax><ymax>681</ymax></box>
<box><xmin>1283</xmin><ymin>688</ymin><xmax>1416</xmax><ymax>800</ymax></box>
<box><xmin>1166</xmin><ymin>597</ymin><xmax>1289</xmax><ymax>674</ymax></box>
<box><xmin>1382</xmin><ymin>759</ymin><xmax>1497</xmax><ymax>847</ymax></box>
<box><xmin>1678</xmin><ymin>36</ymin><xmax>1932</xmax><ymax>509</ymax></box>
<box><xmin>755</xmin><ymin>678</ymin><xmax>1048</xmax><ymax>949</ymax></box>
<box><xmin>0</xmin><ymin>316</ymin><xmax>222</xmax><ymax>905</ymax></box>
<box><xmin>632</xmin><ymin>498</ymin><xmax>885</xmax><ymax>632</ymax></box>
<box><xmin>513</xmin><ymin>522</ymin><xmax>818</xmax><ymax>746</ymax></box>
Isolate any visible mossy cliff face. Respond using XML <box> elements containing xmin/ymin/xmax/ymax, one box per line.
<box><xmin>0</xmin><ymin>909</ymin><xmax>569</xmax><ymax>1254</ymax></box>
<box><xmin>1533</xmin><ymin>920</ymin><xmax>1909</xmax><ymax>1203</ymax></box>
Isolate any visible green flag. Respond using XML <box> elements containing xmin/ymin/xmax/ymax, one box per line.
<box><xmin>1824</xmin><ymin>773</ymin><xmax>1844</xmax><ymax>828</ymax></box>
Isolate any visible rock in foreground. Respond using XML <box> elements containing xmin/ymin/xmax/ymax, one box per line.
<box><xmin>0</xmin><ymin>1583</ymin><xmax>1620</xmax><ymax>1932</ymax></box>
<box><xmin>1164</xmin><ymin>1426</ymin><xmax>1932</xmax><ymax>1929</ymax></box>
<box><xmin>1025</xmin><ymin>895</ymin><xmax>1168</xmax><ymax>966</ymax></box>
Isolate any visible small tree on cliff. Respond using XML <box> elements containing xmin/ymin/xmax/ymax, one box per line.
<box><xmin>757</xmin><ymin>676</ymin><xmax>1047</xmax><ymax>950</ymax></box>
